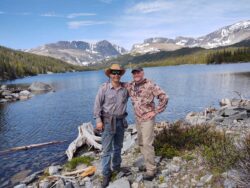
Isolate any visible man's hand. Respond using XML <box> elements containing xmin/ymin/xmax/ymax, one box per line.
<box><xmin>96</xmin><ymin>122</ymin><xmax>104</xmax><ymax>131</ymax></box>
<box><xmin>144</xmin><ymin>111</ymin><xmax>156</xmax><ymax>119</ymax></box>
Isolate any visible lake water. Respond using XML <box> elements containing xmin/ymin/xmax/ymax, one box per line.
<box><xmin>1</xmin><ymin>63</ymin><xmax>250</xmax><ymax>187</ymax></box>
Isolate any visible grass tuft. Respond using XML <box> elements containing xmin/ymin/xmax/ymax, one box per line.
<box><xmin>64</xmin><ymin>156</ymin><xmax>94</xmax><ymax>170</ymax></box>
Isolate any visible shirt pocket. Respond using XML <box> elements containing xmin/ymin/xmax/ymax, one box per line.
<box><xmin>105</xmin><ymin>91</ymin><xmax>116</xmax><ymax>105</ymax></box>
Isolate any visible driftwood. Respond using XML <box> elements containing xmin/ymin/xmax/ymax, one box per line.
<box><xmin>62</xmin><ymin>166</ymin><xmax>96</xmax><ymax>177</ymax></box>
<box><xmin>0</xmin><ymin>140</ymin><xmax>66</xmax><ymax>155</ymax></box>
<box><xmin>66</xmin><ymin>122</ymin><xmax>102</xmax><ymax>160</ymax></box>
<box><xmin>63</xmin><ymin>168</ymin><xmax>88</xmax><ymax>176</ymax></box>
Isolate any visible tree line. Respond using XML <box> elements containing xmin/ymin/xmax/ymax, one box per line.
<box><xmin>0</xmin><ymin>46</ymin><xmax>90</xmax><ymax>80</ymax></box>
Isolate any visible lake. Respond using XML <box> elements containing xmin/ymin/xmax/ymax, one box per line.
<box><xmin>1</xmin><ymin>63</ymin><xmax>250</xmax><ymax>187</ymax></box>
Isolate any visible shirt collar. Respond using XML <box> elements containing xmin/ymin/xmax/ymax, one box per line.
<box><xmin>109</xmin><ymin>82</ymin><xmax>122</xmax><ymax>90</ymax></box>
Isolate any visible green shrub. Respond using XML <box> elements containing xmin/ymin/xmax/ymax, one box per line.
<box><xmin>202</xmin><ymin>135</ymin><xmax>239</xmax><ymax>172</ymax></box>
<box><xmin>154</xmin><ymin>121</ymin><xmax>245</xmax><ymax>173</ymax></box>
<box><xmin>64</xmin><ymin>156</ymin><xmax>94</xmax><ymax>170</ymax></box>
<box><xmin>154</xmin><ymin>121</ymin><xmax>212</xmax><ymax>158</ymax></box>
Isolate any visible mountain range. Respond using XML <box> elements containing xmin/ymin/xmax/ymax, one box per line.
<box><xmin>27</xmin><ymin>40</ymin><xmax>127</xmax><ymax>66</ymax></box>
<box><xmin>27</xmin><ymin>20</ymin><xmax>250</xmax><ymax>66</ymax></box>
<box><xmin>132</xmin><ymin>20</ymin><xmax>250</xmax><ymax>54</ymax></box>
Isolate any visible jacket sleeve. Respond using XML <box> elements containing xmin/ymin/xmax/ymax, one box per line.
<box><xmin>152</xmin><ymin>83</ymin><xmax>169</xmax><ymax>114</ymax></box>
<box><xmin>93</xmin><ymin>85</ymin><xmax>105</xmax><ymax>123</ymax></box>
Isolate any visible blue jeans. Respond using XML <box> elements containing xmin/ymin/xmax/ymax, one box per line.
<box><xmin>101</xmin><ymin>119</ymin><xmax>125</xmax><ymax>176</ymax></box>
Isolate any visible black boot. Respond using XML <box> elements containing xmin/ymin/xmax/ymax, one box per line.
<box><xmin>143</xmin><ymin>172</ymin><xmax>156</xmax><ymax>181</ymax></box>
<box><xmin>101</xmin><ymin>175</ymin><xmax>111</xmax><ymax>188</ymax></box>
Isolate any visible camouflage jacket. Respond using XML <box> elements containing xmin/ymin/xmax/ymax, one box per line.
<box><xmin>126</xmin><ymin>79</ymin><xmax>168</xmax><ymax>122</ymax></box>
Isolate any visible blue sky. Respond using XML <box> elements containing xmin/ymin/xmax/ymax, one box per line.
<box><xmin>0</xmin><ymin>0</ymin><xmax>249</xmax><ymax>50</ymax></box>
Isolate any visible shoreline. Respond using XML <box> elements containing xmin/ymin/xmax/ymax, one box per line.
<box><xmin>11</xmin><ymin>98</ymin><xmax>250</xmax><ymax>188</ymax></box>
<box><xmin>1</xmin><ymin>61</ymin><xmax>250</xmax><ymax>83</ymax></box>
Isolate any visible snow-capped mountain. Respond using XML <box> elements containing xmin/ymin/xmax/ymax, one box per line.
<box><xmin>27</xmin><ymin>40</ymin><xmax>127</xmax><ymax>66</ymax></box>
<box><xmin>132</xmin><ymin>20</ymin><xmax>250</xmax><ymax>54</ymax></box>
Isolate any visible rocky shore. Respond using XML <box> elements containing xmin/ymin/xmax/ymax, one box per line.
<box><xmin>0</xmin><ymin>82</ymin><xmax>53</xmax><ymax>103</ymax></box>
<box><xmin>12</xmin><ymin>98</ymin><xmax>250</xmax><ymax>188</ymax></box>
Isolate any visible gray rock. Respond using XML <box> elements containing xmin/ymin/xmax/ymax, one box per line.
<box><xmin>223</xmin><ymin>108</ymin><xmax>239</xmax><ymax>116</ymax></box>
<box><xmin>65</xmin><ymin>182</ymin><xmax>74</xmax><ymax>188</ymax></box>
<box><xmin>133</xmin><ymin>156</ymin><xmax>144</xmax><ymax>169</ymax></box>
<box><xmin>1</xmin><ymin>85</ymin><xmax>7</xmax><ymax>90</ymax></box>
<box><xmin>14</xmin><ymin>184</ymin><xmax>27</xmax><ymax>188</ymax></box>
<box><xmin>155</xmin><ymin>156</ymin><xmax>161</xmax><ymax>164</ymax></box>
<box><xmin>28</xmin><ymin>82</ymin><xmax>52</xmax><ymax>91</ymax></box>
<box><xmin>168</xmin><ymin>164</ymin><xmax>181</xmax><ymax>173</ymax></box>
<box><xmin>72</xmin><ymin>182</ymin><xmax>81</xmax><ymax>188</ymax></box>
<box><xmin>0</xmin><ymin>99</ymin><xmax>8</xmax><ymax>103</ymax></box>
<box><xmin>85</xmin><ymin>181</ymin><xmax>93</xmax><ymax>188</ymax></box>
<box><xmin>108</xmin><ymin>178</ymin><xmax>130</xmax><ymax>188</ymax></box>
<box><xmin>39</xmin><ymin>180</ymin><xmax>53</xmax><ymax>188</ymax></box>
<box><xmin>19</xmin><ymin>90</ymin><xmax>31</xmax><ymax>96</ymax></box>
<box><xmin>83</xmin><ymin>177</ymin><xmax>91</xmax><ymax>182</ymax></box>
<box><xmin>136</xmin><ymin>174</ymin><xmax>143</xmax><ymax>182</ymax></box>
<box><xmin>158</xmin><ymin>183</ymin><xmax>168</xmax><ymax>188</ymax></box>
<box><xmin>200</xmin><ymin>174</ymin><xmax>213</xmax><ymax>183</ymax></box>
<box><xmin>224</xmin><ymin>178</ymin><xmax>237</xmax><ymax>188</ymax></box>
<box><xmin>2</xmin><ymin>90</ymin><xmax>12</xmax><ymax>96</ymax></box>
<box><xmin>55</xmin><ymin>179</ymin><xmax>65</xmax><ymax>188</ymax></box>
<box><xmin>48</xmin><ymin>165</ymin><xmax>61</xmax><ymax>175</ymax></box>
<box><xmin>21</xmin><ymin>170</ymin><xmax>43</xmax><ymax>184</ymax></box>
<box><xmin>11</xmin><ymin>93</ymin><xmax>19</xmax><ymax>98</ymax></box>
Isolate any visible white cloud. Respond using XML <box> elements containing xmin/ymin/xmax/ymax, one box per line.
<box><xmin>40</xmin><ymin>12</ymin><xmax>63</xmax><ymax>17</ymax></box>
<box><xmin>19</xmin><ymin>12</ymin><xmax>31</xmax><ymax>16</ymax></box>
<box><xmin>67</xmin><ymin>13</ymin><xmax>96</xmax><ymax>19</ymax></box>
<box><xmin>67</xmin><ymin>20</ymin><xmax>109</xmax><ymax>29</ymax></box>
<box><xmin>109</xmin><ymin>0</ymin><xmax>250</xmax><ymax>49</ymax></box>
<box><xmin>127</xmin><ymin>0</ymin><xmax>174</xmax><ymax>14</ymax></box>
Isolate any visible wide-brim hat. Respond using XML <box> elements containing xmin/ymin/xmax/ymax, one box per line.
<box><xmin>105</xmin><ymin>64</ymin><xmax>125</xmax><ymax>77</ymax></box>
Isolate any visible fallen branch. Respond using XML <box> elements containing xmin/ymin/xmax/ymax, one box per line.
<box><xmin>62</xmin><ymin>168</ymin><xmax>88</xmax><ymax>176</ymax></box>
<box><xmin>0</xmin><ymin>140</ymin><xmax>67</xmax><ymax>155</ymax></box>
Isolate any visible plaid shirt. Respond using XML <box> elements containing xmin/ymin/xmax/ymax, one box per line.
<box><xmin>126</xmin><ymin>79</ymin><xmax>168</xmax><ymax>122</ymax></box>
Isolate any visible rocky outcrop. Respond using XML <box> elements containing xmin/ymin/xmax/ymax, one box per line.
<box><xmin>0</xmin><ymin>85</ymin><xmax>33</xmax><ymax>103</ymax></box>
<box><xmin>0</xmin><ymin>82</ymin><xmax>53</xmax><ymax>103</ymax></box>
<box><xmin>185</xmin><ymin>98</ymin><xmax>250</xmax><ymax>136</ymax></box>
<box><xmin>28</xmin><ymin>82</ymin><xmax>53</xmax><ymax>92</ymax></box>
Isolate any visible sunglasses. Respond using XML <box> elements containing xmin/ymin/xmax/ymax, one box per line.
<box><xmin>110</xmin><ymin>70</ymin><xmax>122</xmax><ymax>75</ymax></box>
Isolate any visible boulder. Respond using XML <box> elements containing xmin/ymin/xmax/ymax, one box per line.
<box><xmin>28</xmin><ymin>82</ymin><xmax>52</xmax><ymax>92</ymax></box>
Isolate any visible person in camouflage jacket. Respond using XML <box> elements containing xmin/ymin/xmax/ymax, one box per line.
<box><xmin>126</xmin><ymin>67</ymin><xmax>169</xmax><ymax>181</ymax></box>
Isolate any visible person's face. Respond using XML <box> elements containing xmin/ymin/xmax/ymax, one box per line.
<box><xmin>132</xmin><ymin>70</ymin><xmax>144</xmax><ymax>82</ymax></box>
<box><xmin>110</xmin><ymin>70</ymin><xmax>122</xmax><ymax>82</ymax></box>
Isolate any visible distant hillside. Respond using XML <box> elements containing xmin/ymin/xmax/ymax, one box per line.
<box><xmin>0</xmin><ymin>46</ymin><xmax>90</xmax><ymax>80</ymax></box>
<box><xmin>229</xmin><ymin>38</ymin><xmax>250</xmax><ymax>47</ymax></box>
<box><xmin>96</xmin><ymin>39</ymin><xmax>250</xmax><ymax>68</ymax></box>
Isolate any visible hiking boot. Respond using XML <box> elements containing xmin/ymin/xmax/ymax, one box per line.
<box><xmin>112</xmin><ymin>167</ymin><xmax>131</xmax><ymax>176</ymax></box>
<box><xmin>143</xmin><ymin>172</ymin><xmax>156</xmax><ymax>181</ymax></box>
<box><xmin>138</xmin><ymin>165</ymin><xmax>146</xmax><ymax>172</ymax></box>
<box><xmin>101</xmin><ymin>175</ymin><xmax>111</xmax><ymax>188</ymax></box>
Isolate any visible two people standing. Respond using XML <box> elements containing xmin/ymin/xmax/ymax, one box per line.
<box><xmin>94</xmin><ymin>64</ymin><xmax>168</xmax><ymax>187</ymax></box>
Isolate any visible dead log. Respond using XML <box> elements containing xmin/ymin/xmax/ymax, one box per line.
<box><xmin>66</xmin><ymin>122</ymin><xmax>102</xmax><ymax>160</ymax></box>
<box><xmin>0</xmin><ymin>140</ymin><xmax>66</xmax><ymax>155</ymax></box>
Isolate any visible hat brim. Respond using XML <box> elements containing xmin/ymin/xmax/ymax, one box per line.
<box><xmin>105</xmin><ymin>69</ymin><xmax>125</xmax><ymax>77</ymax></box>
